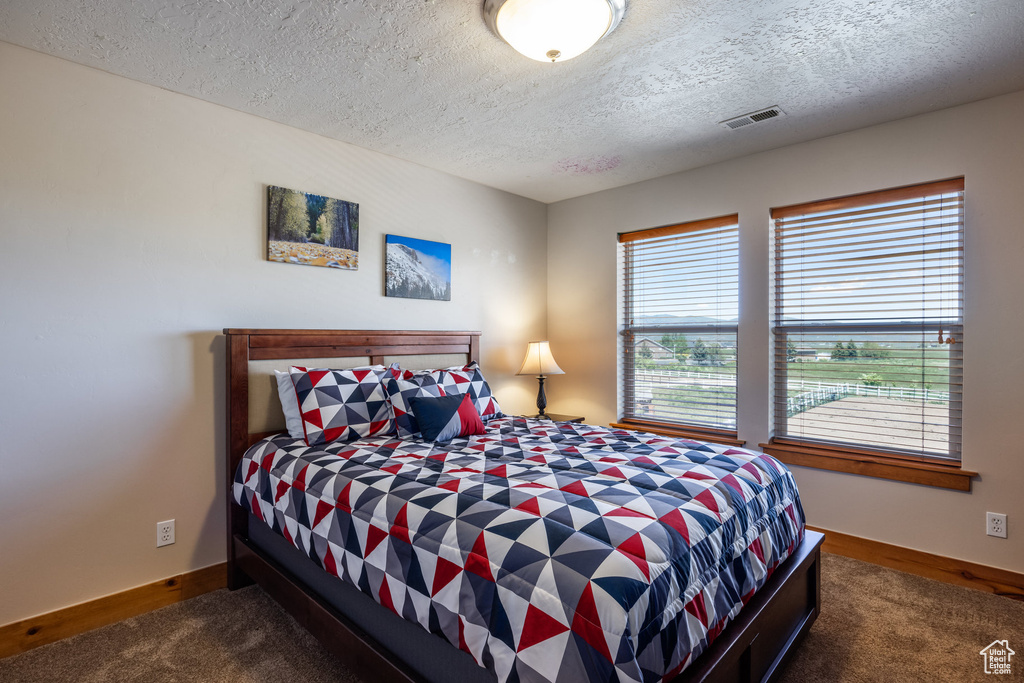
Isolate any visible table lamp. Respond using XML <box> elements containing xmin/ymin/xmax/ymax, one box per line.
<box><xmin>517</xmin><ymin>341</ymin><xmax>564</xmax><ymax>417</ymax></box>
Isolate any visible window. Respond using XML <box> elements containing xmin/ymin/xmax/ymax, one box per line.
<box><xmin>616</xmin><ymin>215</ymin><xmax>740</xmax><ymax>442</ymax></box>
<box><xmin>767</xmin><ymin>178</ymin><xmax>964</xmax><ymax>463</ymax></box>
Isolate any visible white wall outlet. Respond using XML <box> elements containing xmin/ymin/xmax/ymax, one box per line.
<box><xmin>157</xmin><ymin>519</ymin><xmax>175</xmax><ymax>547</ymax></box>
<box><xmin>986</xmin><ymin>512</ymin><xmax>1007</xmax><ymax>539</ymax></box>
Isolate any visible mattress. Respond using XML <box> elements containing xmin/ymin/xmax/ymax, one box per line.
<box><xmin>233</xmin><ymin>417</ymin><xmax>805</xmax><ymax>683</ymax></box>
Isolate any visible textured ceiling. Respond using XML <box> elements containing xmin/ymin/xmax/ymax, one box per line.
<box><xmin>2</xmin><ymin>0</ymin><xmax>1023</xmax><ymax>203</ymax></box>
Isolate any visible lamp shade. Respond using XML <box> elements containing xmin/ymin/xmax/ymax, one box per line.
<box><xmin>517</xmin><ymin>341</ymin><xmax>565</xmax><ymax>376</ymax></box>
<box><xmin>483</xmin><ymin>0</ymin><xmax>625</xmax><ymax>63</ymax></box>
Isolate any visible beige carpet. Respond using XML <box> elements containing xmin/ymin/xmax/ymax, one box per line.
<box><xmin>778</xmin><ymin>554</ymin><xmax>1023</xmax><ymax>682</ymax></box>
<box><xmin>1</xmin><ymin>553</ymin><xmax>1021</xmax><ymax>682</ymax></box>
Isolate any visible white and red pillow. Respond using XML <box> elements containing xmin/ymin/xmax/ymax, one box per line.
<box><xmin>276</xmin><ymin>364</ymin><xmax>393</xmax><ymax>441</ymax></box>
<box><xmin>408</xmin><ymin>392</ymin><xmax>485</xmax><ymax>442</ymax></box>
<box><xmin>288</xmin><ymin>366</ymin><xmax>393</xmax><ymax>446</ymax></box>
<box><xmin>433</xmin><ymin>362</ymin><xmax>502</xmax><ymax>421</ymax></box>
<box><xmin>383</xmin><ymin>373</ymin><xmax>447</xmax><ymax>438</ymax></box>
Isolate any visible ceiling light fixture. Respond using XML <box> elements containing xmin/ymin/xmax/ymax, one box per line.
<box><xmin>483</xmin><ymin>0</ymin><xmax>625</xmax><ymax>63</ymax></box>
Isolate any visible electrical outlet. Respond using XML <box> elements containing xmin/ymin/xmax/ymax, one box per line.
<box><xmin>157</xmin><ymin>520</ymin><xmax>175</xmax><ymax>547</ymax></box>
<box><xmin>986</xmin><ymin>512</ymin><xmax>1007</xmax><ymax>539</ymax></box>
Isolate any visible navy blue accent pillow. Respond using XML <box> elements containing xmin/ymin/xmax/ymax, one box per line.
<box><xmin>409</xmin><ymin>393</ymin><xmax>485</xmax><ymax>442</ymax></box>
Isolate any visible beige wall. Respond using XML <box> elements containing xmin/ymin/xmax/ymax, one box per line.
<box><xmin>0</xmin><ymin>42</ymin><xmax>547</xmax><ymax>625</ymax></box>
<box><xmin>547</xmin><ymin>90</ymin><xmax>1024</xmax><ymax>573</ymax></box>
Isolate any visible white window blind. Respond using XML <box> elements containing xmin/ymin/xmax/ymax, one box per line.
<box><xmin>619</xmin><ymin>215</ymin><xmax>739</xmax><ymax>435</ymax></box>
<box><xmin>771</xmin><ymin>178</ymin><xmax>964</xmax><ymax>461</ymax></box>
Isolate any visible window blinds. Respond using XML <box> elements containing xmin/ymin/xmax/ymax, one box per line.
<box><xmin>771</xmin><ymin>178</ymin><xmax>964</xmax><ymax>461</ymax></box>
<box><xmin>619</xmin><ymin>215</ymin><xmax>739</xmax><ymax>433</ymax></box>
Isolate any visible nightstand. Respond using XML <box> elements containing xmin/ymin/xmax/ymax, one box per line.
<box><xmin>527</xmin><ymin>413</ymin><xmax>585</xmax><ymax>424</ymax></box>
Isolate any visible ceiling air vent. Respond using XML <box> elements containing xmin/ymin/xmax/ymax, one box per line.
<box><xmin>719</xmin><ymin>106</ymin><xmax>785</xmax><ymax>130</ymax></box>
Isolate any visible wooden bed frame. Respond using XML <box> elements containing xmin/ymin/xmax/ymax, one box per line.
<box><xmin>225</xmin><ymin>328</ymin><xmax>823</xmax><ymax>683</ymax></box>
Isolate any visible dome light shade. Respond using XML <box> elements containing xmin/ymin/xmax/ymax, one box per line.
<box><xmin>483</xmin><ymin>0</ymin><xmax>625</xmax><ymax>63</ymax></box>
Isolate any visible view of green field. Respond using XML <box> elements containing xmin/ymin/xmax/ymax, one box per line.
<box><xmin>637</xmin><ymin>337</ymin><xmax>954</xmax><ymax>429</ymax></box>
<box><xmin>784</xmin><ymin>349</ymin><xmax>952</xmax><ymax>391</ymax></box>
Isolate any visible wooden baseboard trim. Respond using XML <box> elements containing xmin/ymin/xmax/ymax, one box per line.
<box><xmin>808</xmin><ymin>525</ymin><xmax>1024</xmax><ymax>601</ymax></box>
<box><xmin>0</xmin><ymin>562</ymin><xmax>227</xmax><ymax>659</ymax></box>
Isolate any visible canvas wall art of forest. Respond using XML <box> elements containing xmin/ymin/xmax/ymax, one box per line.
<box><xmin>385</xmin><ymin>235</ymin><xmax>452</xmax><ymax>301</ymax></box>
<box><xmin>267</xmin><ymin>185</ymin><xmax>359</xmax><ymax>270</ymax></box>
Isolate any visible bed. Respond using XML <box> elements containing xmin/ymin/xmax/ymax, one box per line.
<box><xmin>225</xmin><ymin>329</ymin><xmax>823</xmax><ymax>683</ymax></box>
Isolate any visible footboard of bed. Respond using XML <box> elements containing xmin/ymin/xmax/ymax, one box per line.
<box><xmin>676</xmin><ymin>530</ymin><xmax>824</xmax><ymax>683</ymax></box>
<box><xmin>228</xmin><ymin>514</ymin><xmax>822</xmax><ymax>683</ymax></box>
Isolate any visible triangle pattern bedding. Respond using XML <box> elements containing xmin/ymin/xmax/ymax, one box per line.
<box><xmin>234</xmin><ymin>417</ymin><xmax>804</xmax><ymax>683</ymax></box>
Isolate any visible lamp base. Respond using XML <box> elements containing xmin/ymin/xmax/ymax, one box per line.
<box><xmin>535</xmin><ymin>375</ymin><xmax>547</xmax><ymax>417</ymax></box>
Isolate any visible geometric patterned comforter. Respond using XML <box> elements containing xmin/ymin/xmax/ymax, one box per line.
<box><xmin>233</xmin><ymin>417</ymin><xmax>805</xmax><ymax>683</ymax></box>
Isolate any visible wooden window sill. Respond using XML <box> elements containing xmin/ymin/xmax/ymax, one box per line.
<box><xmin>760</xmin><ymin>440</ymin><xmax>977</xmax><ymax>491</ymax></box>
<box><xmin>610</xmin><ymin>420</ymin><xmax>745</xmax><ymax>447</ymax></box>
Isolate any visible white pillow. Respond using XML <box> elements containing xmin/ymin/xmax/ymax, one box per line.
<box><xmin>275</xmin><ymin>370</ymin><xmax>305</xmax><ymax>439</ymax></box>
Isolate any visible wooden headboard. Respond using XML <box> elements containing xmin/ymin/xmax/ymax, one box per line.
<box><xmin>224</xmin><ymin>328</ymin><xmax>480</xmax><ymax>470</ymax></box>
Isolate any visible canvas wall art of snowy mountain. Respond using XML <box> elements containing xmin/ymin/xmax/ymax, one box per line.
<box><xmin>385</xmin><ymin>234</ymin><xmax>452</xmax><ymax>301</ymax></box>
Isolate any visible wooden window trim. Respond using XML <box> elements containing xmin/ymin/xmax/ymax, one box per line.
<box><xmin>618</xmin><ymin>213</ymin><xmax>739</xmax><ymax>243</ymax></box>
<box><xmin>611</xmin><ymin>419</ymin><xmax>746</xmax><ymax>447</ymax></box>
<box><xmin>761</xmin><ymin>438</ymin><xmax>977</xmax><ymax>491</ymax></box>
<box><xmin>770</xmin><ymin>177</ymin><xmax>964</xmax><ymax>219</ymax></box>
